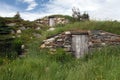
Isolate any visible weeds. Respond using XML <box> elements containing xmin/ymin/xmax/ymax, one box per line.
<box><xmin>0</xmin><ymin>21</ymin><xmax>120</xmax><ymax>80</ymax></box>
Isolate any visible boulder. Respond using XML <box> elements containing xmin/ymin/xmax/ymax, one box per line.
<box><xmin>21</xmin><ymin>45</ymin><xmax>25</xmax><ymax>49</ymax></box>
<box><xmin>20</xmin><ymin>27</ymin><xmax>26</xmax><ymax>30</ymax></box>
<box><xmin>33</xmin><ymin>33</ymin><xmax>41</xmax><ymax>38</ymax></box>
<box><xmin>40</xmin><ymin>44</ymin><xmax>46</xmax><ymax>48</ymax></box>
<box><xmin>16</xmin><ymin>30</ymin><xmax>22</xmax><ymax>34</ymax></box>
<box><xmin>65</xmin><ymin>31</ymin><xmax>71</xmax><ymax>35</ymax></box>
<box><xmin>7</xmin><ymin>23</ymin><xmax>16</xmax><ymax>26</ymax></box>
<box><xmin>35</xmin><ymin>27</ymin><xmax>41</xmax><ymax>30</ymax></box>
<box><xmin>47</xmin><ymin>28</ymin><xmax>55</xmax><ymax>31</ymax></box>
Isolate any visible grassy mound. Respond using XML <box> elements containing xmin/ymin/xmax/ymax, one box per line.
<box><xmin>0</xmin><ymin>21</ymin><xmax>120</xmax><ymax>80</ymax></box>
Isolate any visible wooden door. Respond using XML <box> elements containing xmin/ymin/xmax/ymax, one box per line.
<box><xmin>49</xmin><ymin>18</ymin><xmax>55</xmax><ymax>26</ymax></box>
<box><xmin>72</xmin><ymin>35</ymin><xmax>88</xmax><ymax>58</ymax></box>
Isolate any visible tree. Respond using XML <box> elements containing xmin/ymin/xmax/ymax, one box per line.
<box><xmin>72</xmin><ymin>7</ymin><xmax>90</xmax><ymax>22</ymax></box>
<box><xmin>14</xmin><ymin>11</ymin><xmax>21</xmax><ymax>20</ymax></box>
<box><xmin>82</xmin><ymin>12</ymin><xmax>89</xmax><ymax>21</ymax></box>
<box><xmin>13</xmin><ymin>11</ymin><xmax>23</xmax><ymax>23</ymax></box>
<box><xmin>72</xmin><ymin>7</ymin><xmax>81</xmax><ymax>21</ymax></box>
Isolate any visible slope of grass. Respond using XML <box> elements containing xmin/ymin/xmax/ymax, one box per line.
<box><xmin>0</xmin><ymin>21</ymin><xmax>120</xmax><ymax>80</ymax></box>
<box><xmin>45</xmin><ymin>21</ymin><xmax>120</xmax><ymax>38</ymax></box>
<box><xmin>0</xmin><ymin>41</ymin><xmax>120</xmax><ymax>80</ymax></box>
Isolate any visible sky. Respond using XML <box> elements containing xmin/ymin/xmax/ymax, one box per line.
<box><xmin>0</xmin><ymin>0</ymin><xmax>120</xmax><ymax>21</ymax></box>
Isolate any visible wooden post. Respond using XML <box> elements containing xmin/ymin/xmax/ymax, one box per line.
<box><xmin>72</xmin><ymin>32</ymin><xmax>88</xmax><ymax>58</ymax></box>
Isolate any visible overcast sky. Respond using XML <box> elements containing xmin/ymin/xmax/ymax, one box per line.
<box><xmin>0</xmin><ymin>0</ymin><xmax>120</xmax><ymax>21</ymax></box>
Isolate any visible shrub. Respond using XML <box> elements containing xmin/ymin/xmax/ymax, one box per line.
<box><xmin>12</xmin><ymin>38</ymin><xmax>23</xmax><ymax>55</ymax></box>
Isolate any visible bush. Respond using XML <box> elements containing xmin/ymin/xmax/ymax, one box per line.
<box><xmin>12</xmin><ymin>38</ymin><xmax>23</xmax><ymax>55</ymax></box>
<box><xmin>0</xmin><ymin>58</ymin><xmax>3</xmax><ymax>65</ymax></box>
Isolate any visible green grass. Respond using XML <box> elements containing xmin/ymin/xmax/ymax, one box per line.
<box><xmin>45</xmin><ymin>21</ymin><xmax>120</xmax><ymax>38</ymax></box>
<box><xmin>0</xmin><ymin>21</ymin><xmax>120</xmax><ymax>80</ymax></box>
<box><xmin>0</xmin><ymin>42</ymin><xmax>120</xmax><ymax>80</ymax></box>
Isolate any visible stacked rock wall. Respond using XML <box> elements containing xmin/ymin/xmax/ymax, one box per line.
<box><xmin>40</xmin><ymin>30</ymin><xmax>120</xmax><ymax>53</ymax></box>
<box><xmin>35</xmin><ymin>17</ymin><xmax>69</xmax><ymax>26</ymax></box>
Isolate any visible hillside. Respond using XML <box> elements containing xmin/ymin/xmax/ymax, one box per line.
<box><xmin>0</xmin><ymin>20</ymin><xmax>120</xmax><ymax>80</ymax></box>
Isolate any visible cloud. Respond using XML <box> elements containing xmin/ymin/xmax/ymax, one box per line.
<box><xmin>19</xmin><ymin>0</ymin><xmax>38</xmax><ymax>11</ymax></box>
<box><xmin>0</xmin><ymin>2</ymin><xmax>17</xmax><ymax>17</ymax></box>
<box><xmin>89</xmin><ymin>0</ymin><xmax>120</xmax><ymax>20</ymax></box>
<box><xmin>0</xmin><ymin>2</ymin><xmax>53</xmax><ymax>21</ymax></box>
<box><xmin>42</xmin><ymin>0</ymin><xmax>120</xmax><ymax>21</ymax></box>
<box><xmin>44</xmin><ymin>0</ymin><xmax>101</xmax><ymax>14</ymax></box>
<box><xmin>20</xmin><ymin>12</ymin><xmax>50</xmax><ymax>21</ymax></box>
<box><xmin>1</xmin><ymin>0</ymin><xmax>120</xmax><ymax>21</ymax></box>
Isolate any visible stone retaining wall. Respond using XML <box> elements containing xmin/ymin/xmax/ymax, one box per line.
<box><xmin>40</xmin><ymin>30</ymin><xmax>120</xmax><ymax>53</ymax></box>
<box><xmin>35</xmin><ymin>17</ymin><xmax>69</xmax><ymax>26</ymax></box>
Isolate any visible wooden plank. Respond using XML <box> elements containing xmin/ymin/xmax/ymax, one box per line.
<box><xmin>72</xmin><ymin>35</ymin><xmax>88</xmax><ymax>58</ymax></box>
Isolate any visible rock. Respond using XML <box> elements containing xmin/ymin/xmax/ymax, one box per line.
<box><xmin>30</xmin><ymin>37</ymin><xmax>33</xmax><ymax>39</ymax></box>
<box><xmin>88</xmin><ymin>30</ymin><xmax>92</xmax><ymax>35</ymax></box>
<box><xmin>88</xmin><ymin>42</ymin><xmax>93</xmax><ymax>46</ymax></box>
<box><xmin>64</xmin><ymin>48</ymin><xmax>71</xmax><ymax>51</ymax></box>
<box><xmin>57</xmin><ymin>39</ymin><xmax>63</xmax><ymax>42</ymax></box>
<box><xmin>35</xmin><ymin>27</ymin><xmax>41</xmax><ymax>30</ymax></box>
<box><xmin>11</xmin><ymin>30</ymin><xmax>15</xmax><ymax>34</ymax></box>
<box><xmin>47</xmin><ymin>28</ymin><xmax>55</xmax><ymax>31</ymax></box>
<box><xmin>49</xmin><ymin>48</ymin><xmax>56</xmax><ymax>54</ymax></box>
<box><xmin>61</xmin><ymin>21</ymin><xmax>65</xmax><ymax>24</ymax></box>
<box><xmin>27</xmin><ymin>27</ymin><xmax>30</xmax><ymax>29</ymax></box>
<box><xmin>7</xmin><ymin>23</ymin><xmax>16</xmax><ymax>26</ymax></box>
<box><xmin>33</xmin><ymin>33</ymin><xmax>41</xmax><ymax>38</ymax></box>
<box><xmin>16</xmin><ymin>30</ymin><xmax>22</xmax><ymax>34</ymax></box>
<box><xmin>46</xmin><ymin>38</ymin><xmax>55</xmax><ymax>42</ymax></box>
<box><xmin>100</xmin><ymin>32</ymin><xmax>106</xmax><ymax>35</ymax></box>
<box><xmin>44</xmin><ymin>41</ymin><xmax>50</xmax><ymax>45</ymax></box>
<box><xmin>21</xmin><ymin>45</ymin><xmax>25</xmax><ymax>49</ymax></box>
<box><xmin>54</xmin><ymin>36</ymin><xmax>59</xmax><ymax>38</ymax></box>
<box><xmin>65</xmin><ymin>31</ymin><xmax>71</xmax><ymax>35</ymax></box>
<box><xmin>46</xmin><ymin>46</ymin><xmax>53</xmax><ymax>48</ymax></box>
<box><xmin>50</xmin><ymin>48</ymin><xmax>56</xmax><ymax>52</ymax></box>
<box><xmin>40</xmin><ymin>44</ymin><xmax>46</xmax><ymax>48</ymax></box>
<box><xmin>64</xmin><ymin>45</ymin><xmax>71</xmax><ymax>48</ymax></box>
<box><xmin>91</xmin><ymin>39</ymin><xmax>101</xmax><ymax>43</ymax></box>
<box><xmin>20</xmin><ymin>27</ymin><xmax>26</xmax><ymax>30</ymax></box>
<box><xmin>12</xmin><ymin>36</ymin><xmax>16</xmax><ymax>38</ymax></box>
<box><xmin>101</xmin><ymin>43</ymin><xmax>106</xmax><ymax>46</ymax></box>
